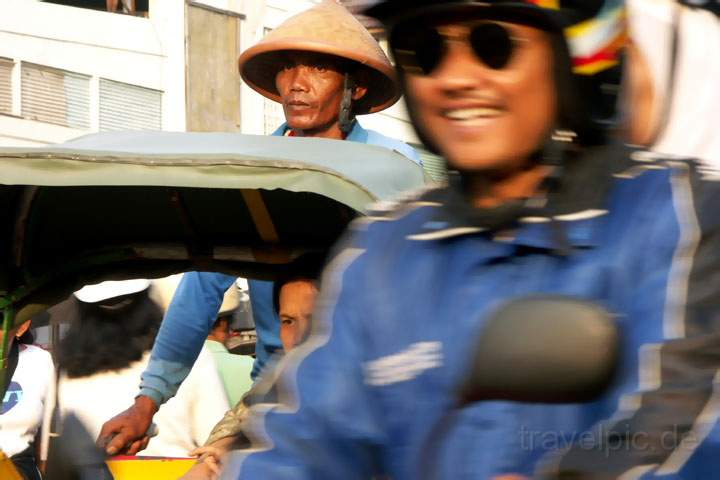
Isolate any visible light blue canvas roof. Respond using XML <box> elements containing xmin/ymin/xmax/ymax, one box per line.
<box><xmin>0</xmin><ymin>131</ymin><xmax>428</xmax><ymax>212</ymax></box>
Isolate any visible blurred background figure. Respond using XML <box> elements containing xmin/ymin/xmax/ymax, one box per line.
<box><xmin>105</xmin><ymin>0</ymin><xmax>136</xmax><ymax>15</ymax></box>
<box><xmin>199</xmin><ymin>280</ymin><xmax>254</xmax><ymax>407</ymax></box>
<box><xmin>275</xmin><ymin>277</ymin><xmax>317</xmax><ymax>353</ymax></box>
<box><xmin>0</xmin><ymin>319</ymin><xmax>53</xmax><ymax>480</ymax></box>
<box><xmin>624</xmin><ymin>0</ymin><xmax>720</xmax><ymax>167</ymax></box>
<box><xmin>53</xmin><ymin>279</ymin><xmax>229</xmax><ymax>458</ymax></box>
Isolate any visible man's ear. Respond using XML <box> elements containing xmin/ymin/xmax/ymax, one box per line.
<box><xmin>15</xmin><ymin>320</ymin><xmax>31</xmax><ymax>339</ymax></box>
<box><xmin>352</xmin><ymin>85</ymin><xmax>368</xmax><ymax>101</ymax></box>
<box><xmin>622</xmin><ymin>40</ymin><xmax>659</xmax><ymax>146</ymax></box>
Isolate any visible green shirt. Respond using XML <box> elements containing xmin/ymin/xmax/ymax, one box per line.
<box><xmin>204</xmin><ymin>340</ymin><xmax>254</xmax><ymax>406</ymax></box>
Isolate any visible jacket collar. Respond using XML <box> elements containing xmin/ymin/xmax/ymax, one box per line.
<box><xmin>408</xmin><ymin>143</ymin><xmax>634</xmax><ymax>251</ymax></box>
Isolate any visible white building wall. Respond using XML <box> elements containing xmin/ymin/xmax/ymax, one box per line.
<box><xmin>0</xmin><ymin>0</ymin><xmax>184</xmax><ymax>146</ymax></box>
<box><xmin>0</xmin><ymin>0</ymin><xmax>419</xmax><ymax>147</ymax></box>
<box><xmin>150</xmin><ymin>0</ymin><xmax>188</xmax><ymax>132</ymax></box>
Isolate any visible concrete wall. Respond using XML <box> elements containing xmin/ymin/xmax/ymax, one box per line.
<box><xmin>0</xmin><ymin>0</ymin><xmax>185</xmax><ymax>145</ymax></box>
<box><xmin>185</xmin><ymin>3</ymin><xmax>242</xmax><ymax>132</ymax></box>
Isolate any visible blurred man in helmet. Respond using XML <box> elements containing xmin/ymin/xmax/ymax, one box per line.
<box><xmin>98</xmin><ymin>0</ymin><xmax>421</xmax><ymax>457</ymax></box>
<box><xmin>217</xmin><ymin>1</ymin><xmax>720</xmax><ymax>478</ymax></box>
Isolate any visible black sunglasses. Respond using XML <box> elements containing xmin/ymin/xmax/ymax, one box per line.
<box><xmin>390</xmin><ymin>21</ymin><xmax>526</xmax><ymax>75</ymax></box>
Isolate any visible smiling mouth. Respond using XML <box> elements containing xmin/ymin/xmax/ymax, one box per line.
<box><xmin>443</xmin><ymin>107</ymin><xmax>504</xmax><ymax>124</ymax></box>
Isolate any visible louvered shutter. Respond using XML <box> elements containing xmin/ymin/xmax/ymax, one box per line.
<box><xmin>263</xmin><ymin>98</ymin><xmax>284</xmax><ymax>135</ymax></box>
<box><xmin>99</xmin><ymin>78</ymin><xmax>162</xmax><ymax>131</ymax></box>
<box><xmin>21</xmin><ymin>62</ymin><xmax>90</xmax><ymax>128</ymax></box>
<box><xmin>0</xmin><ymin>57</ymin><xmax>12</xmax><ymax>115</ymax></box>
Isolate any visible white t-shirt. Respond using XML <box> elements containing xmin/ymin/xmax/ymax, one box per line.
<box><xmin>628</xmin><ymin>0</ymin><xmax>720</xmax><ymax>168</ymax></box>
<box><xmin>55</xmin><ymin>345</ymin><xmax>229</xmax><ymax>457</ymax></box>
<box><xmin>0</xmin><ymin>344</ymin><xmax>55</xmax><ymax>457</ymax></box>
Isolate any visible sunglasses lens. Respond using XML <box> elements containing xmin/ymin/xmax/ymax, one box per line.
<box><xmin>392</xmin><ymin>26</ymin><xmax>444</xmax><ymax>75</ymax></box>
<box><xmin>470</xmin><ymin>22</ymin><xmax>514</xmax><ymax>70</ymax></box>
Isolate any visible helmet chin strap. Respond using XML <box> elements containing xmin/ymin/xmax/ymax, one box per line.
<box><xmin>339</xmin><ymin>73</ymin><xmax>356</xmax><ymax>134</ymax></box>
<box><xmin>536</xmin><ymin>126</ymin><xmax>580</xmax><ymax>256</ymax></box>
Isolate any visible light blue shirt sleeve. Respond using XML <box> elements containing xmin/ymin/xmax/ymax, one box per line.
<box><xmin>349</xmin><ymin>121</ymin><xmax>423</xmax><ymax>166</ymax></box>
<box><xmin>247</xmin><ymin>279</ymin><xmax>283</xmax><ymax>378</ymax></box>
<box><xmin>367</xmin><ymin>131</ymin><xmax>422</xmax><ymax>165</ymax></box>
<box><xmin>139</xmin><ymin>271</ymin><xmax>235</xmax><ymax>405</ymax></box>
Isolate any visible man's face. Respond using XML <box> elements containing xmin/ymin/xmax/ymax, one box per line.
<box><xmin>275</xmin><ymin>52</ymin><xmax>347</xmax><ymax>138</ymax></box>
<box><xmin>279</xmin><ymin>279</ymin><xmax>318</xmax><ymax>352</ymax></box>
<box><xmin>403</xmin><ymin>21</ymin><xmax>557</xmax><ymax>173</ymax></box>
<box><xmin>212</xmin><ymin>318</ymin><xmax>231</xmax><ymax>345</ymax></box>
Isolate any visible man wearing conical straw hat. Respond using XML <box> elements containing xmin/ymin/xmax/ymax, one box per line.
<box><xmin>239</xmin><ymin>1</ymin><xmax>420</xmax><ymax>152</ymax></box>
<box><xmin>97</xmin><ymin>0</ymin><xmax>420</xmax><ymax>460</ymax></box>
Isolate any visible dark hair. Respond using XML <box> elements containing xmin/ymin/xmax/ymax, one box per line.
<box><xmin>16</xmin><ymin>328</ymin><xmax>35</xmax><ymax>345</ymax></box>
<box><xmin>57</xmin><ymin>290</ymin><xmax>163</xmax><ymax>378</ymax></box>
<box><xmin>272</xmin><ymin>276</ymin><xmax>320</xmax><ymax>316</ymax></box>
<box><xmin>212</xmin><ymin>315</ymin><xmax>230</xmax><ymax>332</ymax></box>
<box><xmin>271</xmin><ymin>253</ymin><xmax>325</xmax><ymax>315</ymax></box>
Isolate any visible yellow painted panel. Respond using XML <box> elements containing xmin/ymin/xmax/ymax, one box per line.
<box><xmin>106</xmin><ymin>457</ymin><xmax>195</xmax><ymax>480</ymax></box>
<box><xmin>0</xmin><ymin>450</ymin><xmax>22</xmax><ymax>480</ymax></box>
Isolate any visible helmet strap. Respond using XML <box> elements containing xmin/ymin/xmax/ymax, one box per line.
<box><xmin>537</xmin><ymin>127</ymin><xmax>579</xmax><ymax>256</ymax></box>
<box><xmin>541</xmin><ymin>128</ymin><xmax>578</xmax><ymax>167</ymax></box>
<box><xmin>339</xmin><ymin>73</ymin><xmax>356</xmax><ymax>134</ymax></box>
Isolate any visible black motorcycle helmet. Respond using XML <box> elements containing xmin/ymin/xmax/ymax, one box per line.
<box><xmin>364</xmin><ymin>0</ymin><xmax>627</xmax><ymax>152</ymax></box>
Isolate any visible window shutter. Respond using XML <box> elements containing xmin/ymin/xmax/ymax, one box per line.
<box><xmin>0</xmin><ymin>57</ymin><xmax>12</xmax><ymax>115</ymax></box>
<box><xmin>263</xmin><ymin>98</ymin><xmax>284</xmax><ymax>135</ymax></box>
<box><xmin>99</xmin><ymin>78</ymin><xmax>162</xmax><ymax>131</ymax></box>
<box><xmin>21</xmin><ymin>62</ymin><xmax>91</xmax><ymax>128</ymax></box>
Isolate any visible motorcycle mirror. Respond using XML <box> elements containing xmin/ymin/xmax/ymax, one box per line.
<box><xmin>457</xmin><ymin>296</ymin><xmax>618</xmax><ymax>405</ymax></box>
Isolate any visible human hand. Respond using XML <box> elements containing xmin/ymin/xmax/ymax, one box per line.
<box><xmin>189</xmin><ymin>439</ymin><xmax>233</xmax><ymax>478</ymax></box>
<box><xmin>96</xmin><ymin>395</ymin><xmax>158</xmax><ymax>455</ymax></box>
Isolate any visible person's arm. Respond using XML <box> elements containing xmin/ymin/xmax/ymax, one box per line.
<box><xmin>142</xmin><ymin>344</ymin><xmax>230</xmax><ymax>457</ymax></box>
<box><xmin>186</xmin><ymin>436</ymin><xmax>237</xmax><ymax>480</ymax></box>
<box><xmin>246</xmin><ymin>280</ymin><xmax>283</xmax><ymax>378</ymax></box>
<box><xmin>140</xmin><ymin>272</ymin><xmax>237</xmax><ymax>405</ymax></box>
<box><xmin>538</xmin><ymin>163</ymin><xmax>720</xmax><ymax>479</ymax></box>
<box><xmin>98</xmin><ymin>271</ymin><xmax>235</xmax><ymax>455</ymax></box>
<box><xmin>203</xmin><ymin>394</ymin><xmax>252</xmax><ymax>447</ymax></box>
<box><xmin>220</xmin><ymin>247</ymin><xmax>388</xmax><ymax>479</ymax></box>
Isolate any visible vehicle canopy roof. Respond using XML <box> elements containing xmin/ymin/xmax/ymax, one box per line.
<box><xmin>0</xmin><ymin>131</ymin><xmax>427</xmax><ymax>324</ymax></box>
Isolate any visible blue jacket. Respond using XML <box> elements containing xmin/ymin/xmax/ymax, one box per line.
<box><xmin>222</xmin><ymin>145</ymin><xmax>720</xmax><ymax>479</ymax></box>
<box><xmin>139</xmin><ymin>121</ymin><xmax>421</xmax><ymax>406</ymax></box>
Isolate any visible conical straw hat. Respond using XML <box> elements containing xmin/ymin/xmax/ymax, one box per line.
<box><xmin>238</xmin><ymin>0</ymin><xmax>399</xmax><ymax>114</ymax></box>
